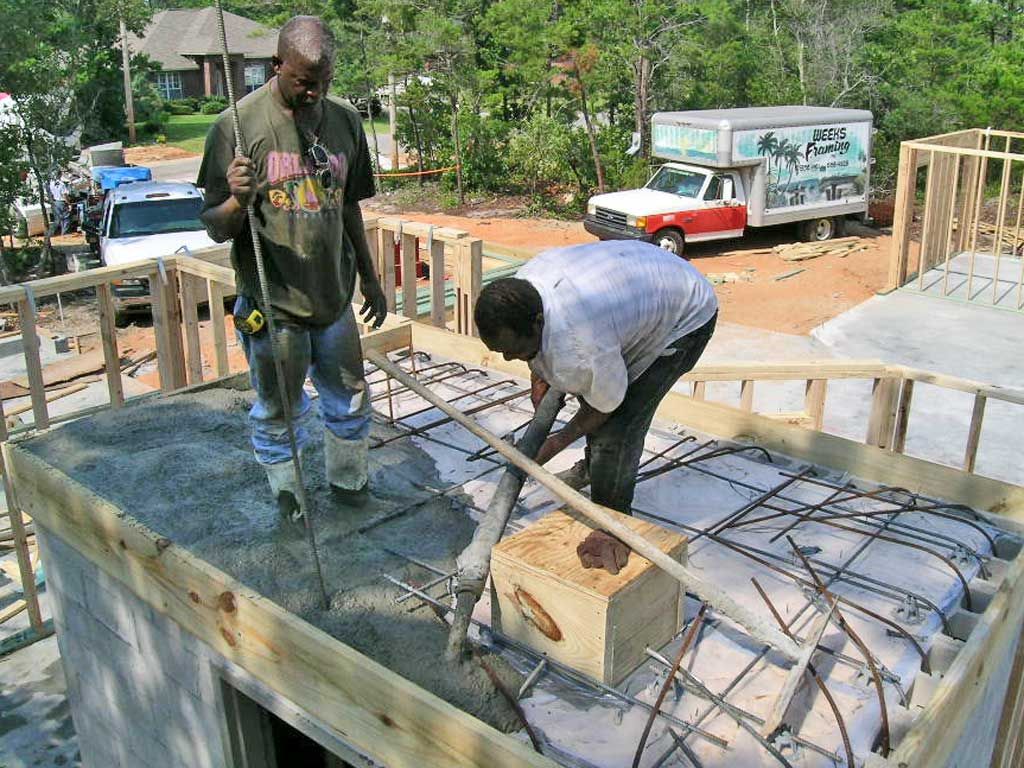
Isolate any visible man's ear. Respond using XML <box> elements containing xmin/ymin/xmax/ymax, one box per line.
<box><xmin>533</xmin><ymin>312</ymin><xmax>544</xmax><ymax>337</ymax></box>
<box><xmin>271</xmin><ymin>55</ymin><xmax>282</xmax><ymax>74</ymax></box>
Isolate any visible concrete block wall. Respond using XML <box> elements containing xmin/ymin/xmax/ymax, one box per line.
<box><xmin>36</xmin><ymin>525</ymin><xmax>232</xmax><ymax>768</ymax></box>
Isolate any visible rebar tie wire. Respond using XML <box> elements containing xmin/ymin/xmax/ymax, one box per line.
<box><xmin>213</xmin><ymin>0</ymin><xmax>328</xmax><ymax>608</ymax></box>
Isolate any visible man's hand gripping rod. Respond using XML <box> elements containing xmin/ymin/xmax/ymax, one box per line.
<box><xmin>214</xmin><ymin>0</ymin><xmax>329</xmax><ymax>609</ymax></box>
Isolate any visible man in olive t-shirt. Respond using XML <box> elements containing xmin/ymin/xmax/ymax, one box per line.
<box><xmin>199</xmin><ymin>16</ymin><xmax>387</xmax><ymax>523</ymax></box>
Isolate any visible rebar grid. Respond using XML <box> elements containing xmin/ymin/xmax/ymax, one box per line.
<box><xmin>357</xmin><ymin>352</ymin><xmax>1016</xmax><ymax>768</ymax></box>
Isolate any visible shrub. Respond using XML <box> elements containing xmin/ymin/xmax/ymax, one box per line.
<box><xmin>166</xmin><ymin>99</ymin><xmax>198</xmax><ymax>115</ymax></box>
<box><xmin>201</xmin><ymin>98</ymin><xmax>227</xmax><ymax>115</ymax></box>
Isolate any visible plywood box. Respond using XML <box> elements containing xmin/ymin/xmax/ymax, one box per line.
<box><xmin>490</xmin><ymin>508</ymin><xmax>688</xmax><ymax>685</ymax></box>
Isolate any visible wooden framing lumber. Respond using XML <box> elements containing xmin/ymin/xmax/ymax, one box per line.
<box><xmin>407</xmin><ymin>324</ymin><xmax>1024</xmax><ymax>516</ymax></box>
<box><xmin>96</xmin><ymin>283</ymin><xmax>125</xmax><ymax>408</ymax></box>
<box><xmin>16</xmin><ymin>297</ymin><xmax>48</xmax><ymax>430</ymax></box>
<box><xmin>4</xmin><ymin>444</ymin><xmax>554</xmax><ymax>768</ymax></box>
<box><xmin>207</xmin><ymin>280</ymin><xmax>230</xmax><ymax>379</ymax></box>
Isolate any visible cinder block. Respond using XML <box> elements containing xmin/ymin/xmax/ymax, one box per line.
<box><xmin>135</xmin><ymin>604</ymin><xmax>203</xmax><ymax>699</ymax></box>
<box><xmin>83</xmin><ymin>573</ymin><xmax>138</xmax><ymax>647</ymax></box>
<box><xmin>35</xmin><ymin>528</ymin><xmax>90</xmax><ymax>608</ymax></box>
<box><xmin>161</xmin><ymin>690</ymin><xmax>228</xmax><ymax>768</ymax></box>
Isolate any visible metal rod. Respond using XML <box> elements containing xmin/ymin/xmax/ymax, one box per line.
<box><xmin>213</xmin><ymin>0</ymin><xmax>327</xmax><ymax>609</ymax></box>
<box><xmin>787</xmin><ymin>536</ymin><xmax>892</xmax><ymax>756</ymax></box>
<box><xmin>752</xmin><ymin>578</ymin><xmax>855</xmax><ymax>768</ymax></box>
<box><xmin>382</xmin><ymin>574</ymin><xmax>730</xmax><ymax>750</ymax></box>
<box><xmin>632</xmin><ymin>604</ymin><xmax>707</xmax><ymax>768</ymax></box>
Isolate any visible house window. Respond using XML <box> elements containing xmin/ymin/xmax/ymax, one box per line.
<box><xmin>156</xmin><ymin>71</ymin><xmax>184</xmax><ymax>101</ymax></box>
<box><xmin>245</xmin><ymin>64</ymin><xmax>266</xmax><ymax>93</ymax></box>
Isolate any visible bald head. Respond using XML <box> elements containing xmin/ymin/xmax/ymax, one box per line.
<box><xmin>277</xmin><ymin>16</ymin><xmax>336</xmax><ymax>67</ymax></box>
<box><xmin>272</xmin><ymin>16</ymin><xmax>336</xmax><ymax>112</ymax></box>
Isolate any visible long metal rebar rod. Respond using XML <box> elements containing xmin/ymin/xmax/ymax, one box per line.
<box><xmin>213</xmin><ymin>0</ymin><xmax>328</xmax><ymax>609</ymax></box>
<box><xmin>632</xmin><ymin>604</ymin><xmax>708</xmax><ymax>768</ymax></box>
<box><xmin>787</xmin><ymin>536</ymin><xmax>892</xmax><ymax>756</ymax></box>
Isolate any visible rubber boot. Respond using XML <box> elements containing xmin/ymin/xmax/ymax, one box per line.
<box><xmin>264</xmin><ymin>459</ymin><xmax>305</xmax><ymax>525</ymax></box>
<box><xmin>325</xmin><ymin>431</ymin><xmax>369</xmax><ymax>507</ymax></box>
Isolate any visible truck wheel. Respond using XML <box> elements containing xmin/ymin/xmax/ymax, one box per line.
<box><xmin>114</xmin><ymin>311</ymin><xmax>130</xmax><ymax>328</ymax></box>
<box><xmin>801</xmin><ymin>217</ymin><xmax>838</xmax><ymax>242</ymax></box>
<box><xmin>654</xmin><ymin>228</ymin><xmax>685</xmax><ymax>256</ymax></box>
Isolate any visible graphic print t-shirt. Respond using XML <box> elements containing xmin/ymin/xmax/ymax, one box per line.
<box><xmin>198</xmin><ymin>83</ymin><xmax>375</xmax><ymax>325</ymax></box>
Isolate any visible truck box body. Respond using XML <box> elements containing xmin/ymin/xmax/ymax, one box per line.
<box><xmin>585</xmin><ymin>106</ymin><xmax>873</xmax><ymax>252</ymax></box>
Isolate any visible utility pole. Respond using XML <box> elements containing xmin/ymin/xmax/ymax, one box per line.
<box><xmin>120</xmin><ymin>17</ymin><xmax>136</xmax><ymax>144</ymax></box>
<box><xmin>388</xmin><ymin>72</ymin><xmax>399</xmax><ymax>171</ymax></box>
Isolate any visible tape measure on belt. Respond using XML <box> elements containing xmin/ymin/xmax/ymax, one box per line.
<box><xmin>233</xmin><ymin>307</ymin><xmax>265</xmax><ymax>335</ymax></box>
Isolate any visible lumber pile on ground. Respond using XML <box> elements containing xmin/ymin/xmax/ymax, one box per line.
<box><xmin>976</xmin><ymin>221</ymin><xmax>1024</xmax><ymax>253</ymax></box>
<box><xmin>721</xmin><ymin>236</ymin><xmax>870</xmax><ymax>262</ymax></box>
<box><xmin>771</xmin><ymin>237</ymin><xmax>870</xmax><ymax>262</ymax></box>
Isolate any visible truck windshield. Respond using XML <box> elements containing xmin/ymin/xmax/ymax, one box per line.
<box><xmin>109</xmin><ymin>198</ymin><xmax>204</xmax><ymax>238</ymax></box>
<box><xmin>646</xmin><ymin>167</ymin><xmax>707</xmax><ymax>198</ymax></box>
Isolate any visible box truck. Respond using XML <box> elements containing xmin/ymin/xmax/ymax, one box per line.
<box><xmin>584</xmin><ymin>106</ymin><xmax>873</xmax><ymax>255</ymax></box>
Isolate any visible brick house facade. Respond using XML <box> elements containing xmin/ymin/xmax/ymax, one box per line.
<box><xmin>129</xmin><ymin>8</ymin><xmax>279</xmax><ymax>101</ymax></box>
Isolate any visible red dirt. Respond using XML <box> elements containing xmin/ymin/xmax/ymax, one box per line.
<box><xmin>123</xmin><ymin>145</ymin><xmax>199</xmax><ymax>164</ymax></box>
<box><xmin>363</xmin><ymin>203</ymin><xmax>892</xmax><ymax>336</ymax></box>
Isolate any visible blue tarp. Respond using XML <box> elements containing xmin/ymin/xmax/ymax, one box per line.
<box><xmin>91</xmin><ymin>165</ymin><xmax>151</xmax><ymax>190</ymax></box>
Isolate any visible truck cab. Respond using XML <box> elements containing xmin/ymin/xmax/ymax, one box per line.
<box><xmin>585</xmin><ymin>106</ymin><xmax>873</xmax><ymax>256</ymax></box>
<box><xmin>98</xmin><ymin>181</ymin><xmax>218</xmax><ymax>323</ymax></box>
<box><xmin>587</xmin><ymin>163</ymin><xmax>747</xmax><ymax>255</ymax></box>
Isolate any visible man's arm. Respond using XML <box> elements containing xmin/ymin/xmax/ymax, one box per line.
<box><xmin>200</xmin><ymin>157</ymin><xmax>255</xmax><ymax>242</ymax></box>
<box><xmin>342</xmin><ymin>202</ymin><xmax>387</xmax><ymax>329</ymax></box>
<box><xmin>534</xmin><ymin>399</ymin><xmax>611</xmax><ymax>466</ymax></box>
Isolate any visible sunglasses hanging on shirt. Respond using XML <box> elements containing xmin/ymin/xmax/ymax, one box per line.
<box><xmin>306</xmin><ymin>139</ymin><xmax>333</xmax><ymax>190</ymax></box>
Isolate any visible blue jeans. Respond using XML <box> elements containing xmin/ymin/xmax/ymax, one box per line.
<box><xmin>237</xmin><ymin>297</ymin><xmax>372</xmax><ymax>464</ymax></box>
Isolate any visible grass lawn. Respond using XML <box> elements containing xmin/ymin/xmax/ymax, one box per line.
<box><xmin>163</xmin><ymin>113</ymin><xmax>219</xmax><ymax>154</ymax></box>
<box><xmin>148</xmin><ymin>113</ymin><xmax>387</xmax><ymax>155</ymax></box>
<box><xmin>363</xmin><ymin>117</ymin><xmax>390</xmax><ymax>137</ymax></box>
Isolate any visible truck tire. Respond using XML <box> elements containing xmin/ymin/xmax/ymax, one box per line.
<box><xmin>800</xmin><ymin>217</ymin><xmax>839</xmax><ymax>242</ymax></box>
<box><xmin>653</xmin><ymin>228</ymin><xmax>685</xmax><ymax>256</ymax></box>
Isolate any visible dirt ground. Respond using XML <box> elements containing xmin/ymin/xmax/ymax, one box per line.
<box><xmin>364</xmin><ymin>200</ymin><xmax>893</xmax><ymax>336</ymax></box>
<box><xmin>122</xmin><ymin>145</ymin><xmax>198</xmax><ymax>164</ymax></box>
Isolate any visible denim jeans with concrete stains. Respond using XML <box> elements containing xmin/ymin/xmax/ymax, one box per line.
<box><xmin>235</xmin><ymin>296</ymin><xmax>371</xmax><ymax>465</ymax></box>
<box><xmin>587</xmin><ymin>312</ymin><xmax>717</xmax><ymax>514</ymax></box>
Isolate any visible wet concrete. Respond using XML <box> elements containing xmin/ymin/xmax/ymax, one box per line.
<box><xmin>23</xmin><ymin>387</ymin><xmax>524</xmax><ymax>733</ymax></box>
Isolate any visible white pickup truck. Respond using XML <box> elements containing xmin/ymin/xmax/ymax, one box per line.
<box><xmin>96</xmin><ymin>180</ymin><xmax>219</xmax><ymax>323</ymax></box>
<box><xmin>585</xmin><ymin>106</ymin><xmax>873</xmax><ymax>255</ymax></box>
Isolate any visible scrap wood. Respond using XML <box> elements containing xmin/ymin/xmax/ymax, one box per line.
<box><xmin>121</xmin><ymin>349</ymin><xmax>157</xmax><ymax>376</ymax></box>
<box><xmin>774</xmin><ymin>269</ymin><xmax>806</xmax><ymax>282</ymax></box>
<box><xmin>5</xmin><ymin>382</ymin><xmax>90</xmax><ymax>421</ymax></box>
<box><xmin>0</xmin><ymin>600</ymin><xmax>27</xmax><ymax>624</ymax></box>
<box><xmin>760</xmin><ymin>598</ymin><xmax>836</xmax><ymax>739</ymax></box>
<box><xmin>775</xmin><ymin>237</ymin><xmax>867</xmax><ymax>262</ymax></box>
<box><xmin>12</xmin><ymin>346</ymin><xmax>135</xmax><ymax>389</ymax></box>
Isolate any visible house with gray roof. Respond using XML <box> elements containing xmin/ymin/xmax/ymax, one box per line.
<box><xmin>128</xmin><ymin>8</ymin><xmax>279</xmax><ymax>101</ymax></box>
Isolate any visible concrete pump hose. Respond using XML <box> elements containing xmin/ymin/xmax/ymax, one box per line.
<box><xmin>445</xmin><ymin>387</ymin><xmax>564</xmax><ymax>662</ymax></box>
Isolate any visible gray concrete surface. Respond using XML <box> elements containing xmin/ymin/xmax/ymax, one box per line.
<box><xmin>812</xmin><ymin>287</ymin><xmax>1024</xmax><ymax>484</ymax></box>
<box><xmin>912</xmin><ymin>252</ymin><xmax>1023</xmax><ymax>310</ymax></box>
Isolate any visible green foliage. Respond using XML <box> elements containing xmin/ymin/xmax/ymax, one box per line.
<box><xmin>167</xmin><ymin>98</ymin><xmax>200</xmax><ymax>115</ymax></box>
<box><xmin>163</xmin><ymin>114</ymin><xmax>219</xmax><ymax>154</ymax></box>
<box><xmin>201</xmin><ymin>99</ymin><xmax>229</xmax><ymax>115</ymax></box>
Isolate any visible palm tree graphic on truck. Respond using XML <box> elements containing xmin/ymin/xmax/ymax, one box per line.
<box><xmin>757</xmin><ymin>130</ymin><xmax>863</xmax><ymax>208</ymax></box>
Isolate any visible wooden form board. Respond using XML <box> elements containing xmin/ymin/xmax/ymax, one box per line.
<box><xmin>4</xmin><ymin>444</ymin><xmax>554</xmax><ymax>768</ymax></box>
<box><xmin>491</xmin><ymin>508</ymin><xmax>686</xmax><ymax>685</ymax></box>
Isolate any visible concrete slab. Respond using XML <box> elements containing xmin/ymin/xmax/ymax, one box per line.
<box><xmin>813</xmin><ymin>289</ymin><xmax>1024</xmax><ymax>484</ymax></box>
<box><xmin>911</xmin><ymin>252</ymin><xmax>1023</xmax><ymax>310</ymax></box>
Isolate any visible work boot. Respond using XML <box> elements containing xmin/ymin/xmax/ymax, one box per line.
<box><xmin>556</xmin><ymin>458</ymin><xmax>590</xmax><ymax>490</ymax></box>
<box><xmin>325</xmin><ymin>432</ymin><xmax>370</xmax><ymax>507</ymax></box>
<box><xmin>264</xmin><ymin>459</ymin><xmax>305</xmax><ymax>525</ymax></box>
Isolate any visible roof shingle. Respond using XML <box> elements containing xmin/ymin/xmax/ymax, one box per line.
<box><xmin>129</xmin><ymin>8</ymin><xmax>279</xmax><ymax>71</ymax></box>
